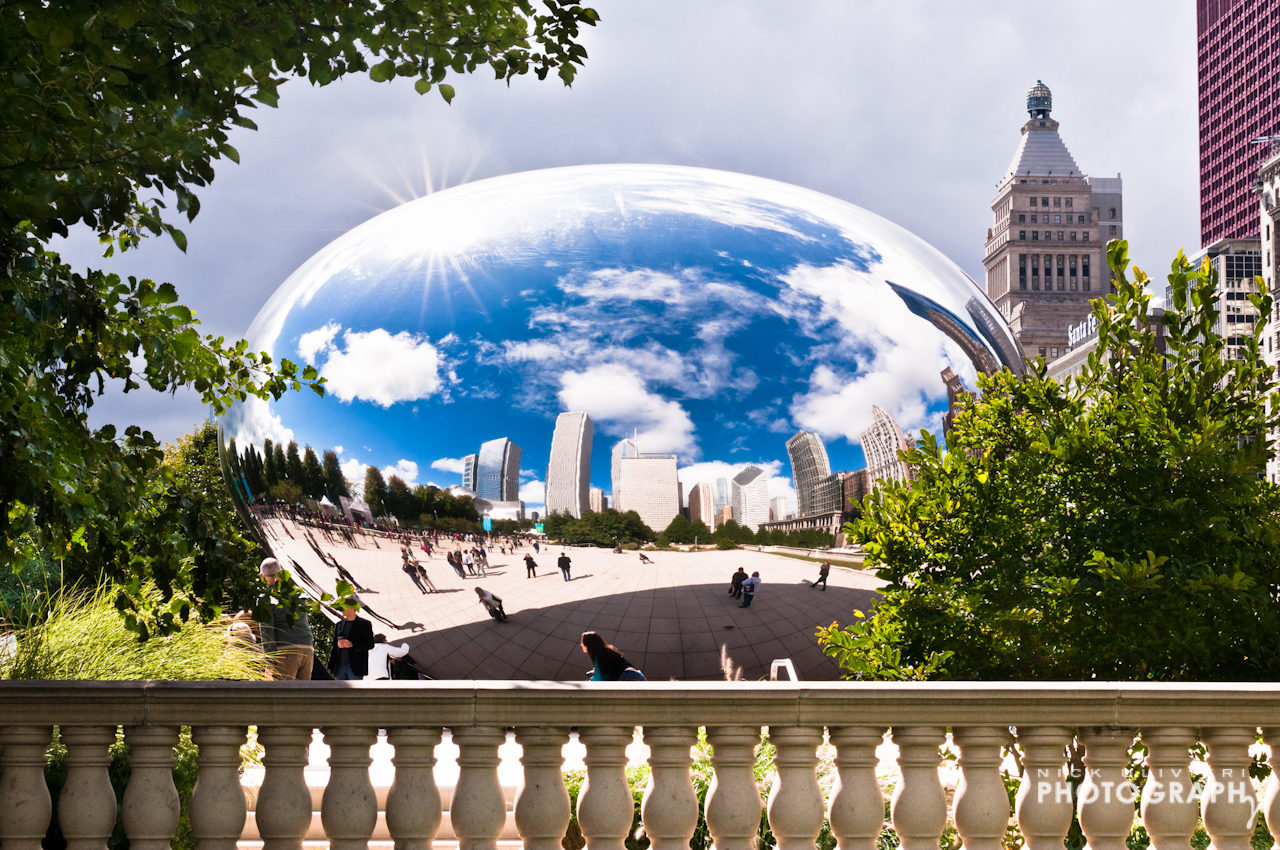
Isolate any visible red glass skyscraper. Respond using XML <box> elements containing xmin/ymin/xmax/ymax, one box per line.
<box><xmin>1197</xmin><ymin>0</ymin><xmax>1280</xmax><ymax>245</ymax></box>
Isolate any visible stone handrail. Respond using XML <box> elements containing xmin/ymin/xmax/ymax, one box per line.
<box><xmin>0</xmin><ymin>681</ymin><xmax>1278</xmax><ymax>850</ymax></box>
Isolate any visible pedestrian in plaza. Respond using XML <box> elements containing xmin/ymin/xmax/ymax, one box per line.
<box><xmin>472</xmin><ymin>547</ymin><xmax>487</xmax><ymax>577</ymax></box>
<box><xmin>729</xmin><ymin>566</ymin><xmax>748</xmax><ymax>598</ymax></box>
<box><xmin>525</xmin><ymin>553</ymin><xmax>538</xmax><ymax>578</ymax></box>
<box><xmin>638</xmin><ymin>552</ymin><xmax>654</xmax><ymax>565</ymax></box>
<box><xmin>739</xmin><ymin>571</ymin><xmax>761</xmax><ymax>608</ymax></box>
<box><xmin>581</xmin><ymin>631</ymin><xmax>646</xmax><ymax>681</ymax></box>
<box><xmin>327</xmin><ymin>598</ymin><xmax>375</xmax><ymax>681</ymax></box>
<box><xmin>558</xmin><ymin>551</ymin><xmax>572</xmax><ymax>581</ymax></box>
<box><xmin>415</xmin><ymin>561</ymin><xmax>437</xmax><ymax>593</ymax></box>
<box><xmin>258</xmin><ymin>557</ymin><xmax>315</xmax><ymax>680</ymax></box>
<box><xmin>403</xmin><ymin>554</ymin><xmax>429</xmax><ymax>593</ymax></box>
<box><xmin>475</xmin><ymin>587</ymin><xmax>508</xmax><ymax>623</ymax></box>
<box><xmin>812</xmin><ymin>561</ymin><xmax>831</xmax><ymax>591</ymax></box>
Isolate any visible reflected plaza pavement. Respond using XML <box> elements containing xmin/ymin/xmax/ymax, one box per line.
<box><xmin>259</xmin><ymin>515</ymin><xmax>883</xmax><ymax>681</ymax></box>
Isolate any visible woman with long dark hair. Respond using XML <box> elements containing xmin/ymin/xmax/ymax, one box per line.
<box><xmin>581</xmin><ymin>631</ymin><xmax>646</xmax><ymax>681</ymax></box>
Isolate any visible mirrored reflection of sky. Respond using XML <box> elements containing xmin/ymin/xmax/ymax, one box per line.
<box><xmin>222</xmin><ymin>165</ymin><xmax>1013</xmax><ymax>506</ymax></box>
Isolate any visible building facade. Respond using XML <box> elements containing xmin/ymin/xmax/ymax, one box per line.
<box><xmin>1190</xmin><ymin>239</ymin><xmax>1263</xmax><ymax>360</ymax></box>
<box><xmin>860</xmin><ymin>406</ymin><xmax>912</xmax><ymax>486</ymax></box>
<box><xmin>1197</xmin><ymin>0</ymin><xmax>1280</xmax><ymax>245</ymax></box>
<box><xmin>769</xmin><ymin>497</ymin><xmax>791</xmax><ymax>523</ymax></box>
<box><xmin>1258</xmin><ymin>150</ymin><xmax>1280</xmax><ymax>483</ymax></box>
<box><xmin>731</xmin><ymin>465</ymin><xmax>770</xmax><ymax>532</ymax></box>
<box><xmin>785</xmin><ymin>430</ymin><xmax>832</xmax><ymax>517</ymax></box>
<box><xmin>984</xmin><ymin>81</ymin><xmax>1123</xmax><ymax>361</ymax></box>
<box><xmin>545</xmin><ymin>411</ymin><xmax>593</xmax><ymax>519</ymax></box>
<box><xmin>589</xmin><ymin>487</ymin><xmax>605</xmax><ymax>513</ymax></box>
<box><xmin>610</xmin><ymin>438</ymin><xmax>638</xmax><ymax>512</ymax></box>
<box><xmin>476</xmin><ymin>438</ymin><xmax>520</xmax><ymax>502</ymax></box>
<box><xmin>462</xmin><ymin>453</ymin><xmax>479</xmax><ymax>492</ymax></box>
<box><xmin>687</xmin><ymin>481</ymin><xmax>717</xmax><ymax>532</ymax></box>
<box><xmin>616</xmin><ymin>453</ymin><xmax>680</xmax><ymax>534</ymax></box>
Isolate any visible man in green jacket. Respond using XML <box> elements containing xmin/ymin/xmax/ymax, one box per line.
<box><xmin>259</xmin><ymin>557</ymin><xmax>315</xmax><ymax>680</ymax></box>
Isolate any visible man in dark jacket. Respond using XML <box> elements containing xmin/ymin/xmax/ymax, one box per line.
<box><xmin>328</xmin><ymin>598</ymin><xmax>376</xmax><ymax>680</ymax></box>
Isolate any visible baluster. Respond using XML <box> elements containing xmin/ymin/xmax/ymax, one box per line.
<box><xmin>256</xmin><ymin>727</ymin><xmax>314</xmax><ymax>850</ymax></box>
<box><xmin>890</xmin><ymin>726</ymin><xmax>947</xmax><ymax>850</ymax></box>
<box><xmin>0</xmin><ymin>726</ymin><xmax>53</xmax><ymax>850</ymax></box>
<box><xmin>60</xmin><ymin>726</ymin><xmax>119</xmax><ymax>850</ymax></box>
<box><xmin>1261</xmin><ymin>728</ymin><xmax>1280</xmax><ymax>850</ymax></box>
<box><xmin>767</xmin><ymin>726</ymin><xmax>825</xmax><ymax>850</ymax></box>
<box><xmin>122</xmin><ymin>726</ymin><xmax>180</xmax><ymax>850</ymax></box>
<box><xmin>578</xmin><ymin>726</ymin><xmax>635</xmax><ymax>850</ymax></box>
<box><xmin>1013</xmin><ymin>727</ymin><xmax>1073</xmax><ymax>850</ymax></box>
<box><xmin>387</xmin><ymin>727</ymin><xmax>444</xmax><ymax>850</ymax></box>
<box><xmin>640</xmin><ymin>726</ymin><xmax>699</xmax><ymax>850</ymax></box>
<box><xmin>1141</xmin><ymin>727</ymin><xmax>1198</xmax><ymax>850</ymax></box>
<box><xmin>705</xmin><ymin>726</ymin><xmax>763</xmax><ymax>850</ymax></box>
<box><xmin>451</xmin><ymin>726</ymin><xmax>507</xmax><ymax>850</ymax></box>
<box><xmin>828</xmin><ymin>727</ymin><xmax>884</xmax><ymax>850</ymax></box>
<box><xmin>190</xmin><ymin>726</ymin><xmax>248</xmax><ymax>850</ymax></box>
<box><xmin>1201</xmin><ymin>728</ymin><xmax>1258</xmax><ymax>850</ymax></box>
<box><xmin>954</xmin><ymin>727</ymin><xmax>1012</xmax><ymax>850</ymax></box>
<box><xmin>1078</xmin><ymin>729</ymin><xmax>1135</xmax><ymax>850</ymax></box>
<box><xmin>321</xmin><ymin>726</ymin><xmax>378</xmax><ymax>850</ymax></box>
<box><xmin>514</xmin><ymin>727</ymin><xmax>571</xmax><ymax>850</ymax></box>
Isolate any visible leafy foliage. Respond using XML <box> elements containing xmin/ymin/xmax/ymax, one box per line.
<box><xmin>542</xmin><ymin>509</ymin><xmax>654</xmax><ymax>546</ymax></box>
<box><xmin>820</xmin><ymin>242</ymin><xmax>1280</xmax><ymax>680</ymax></box>
<box><xmin>1</xmin><ymin>1</ymin><xmax>597</xmax><ymax>635</ymax></box>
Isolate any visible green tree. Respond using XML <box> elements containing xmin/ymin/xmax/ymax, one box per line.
<box><xmin>284</xmin><ymin>441</ymin><xmax>305</xmax><ymax>485</ymax></box>
<box><xmin>0</xmin><ymin>0</ymin><xmax>597</xmax><ymax>634</ymax></box>
<box><xmin>301</xmin><ymin>446</ymin><xmax>326</xmax><ymax>500</ymax></box>
<box><xmin>385</xmin><ymin>475</ymin><xmax>416</xmax><ymax>522</ymax></box>
<box><xmin>322</xmin><ymin>451</ymin><xmax>350</xmax><ymax>502</ymax></box>
<box><xmin>820</xmin><ymin>242</ymin><xmax>1280</xmax><ymax>681</ymax></box>
<box><xmin>363</xmin><ymin>466</ymin><xmax>388</xmax><ymax>518</ymax></box>
<box><xmin>262</xmin><ymin>438</ymin><xmax>279</xmax><ymax>487</ymax></box>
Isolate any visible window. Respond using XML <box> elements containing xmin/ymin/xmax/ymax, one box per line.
<box><xmin>1042</xmin><ymin>197</ymin><xmax>1049</xmax><ymax>207</ymax></box>
<box><xmin>1078</xmin><ymin>215</ymin><xmax>1086</xmax><ymax>224</ymax></box>
<box><xmin>1018</xmin><ymin>214</ymin><xmax>1026</xmax><ymax>223</ymax></box>
<box><xmin>1030</xmin><ymin>197</ymin><xmax>1038</xmax><ymax>207</ymax></box>
<box><xmin>1051</xmin><ymin>347</ymin><xmax>1059</xmax><ymax>358</ymax></box>
<box><xmin>1109</xmin><ymin>225</ymin><xmax>1117</xmax><ymax>236</ymax></box>
<box><xmin>1065</xmin><ymin>198</ymin><xmax>1073</xmax><ymax>208</ymax></box>
<box><xmin>1019</xmin><ymin>230</ymin><xmax>1026</xmax><ymax>240</ymax></box>
<box><xmin>1039</xmin><ymin>347</ymin><xmax>1047</xmax><ymax>358</ymax></box>
<box><xmin>1057</xmin><ymin>231</ymin><xmax>1064</xmax><ymax>240</ymax></box>
<box><xmin>1070</xmin><ymin>231</ymin><xmax>1078</xmax><ymax>241</ymax></box>
<box><xmin>1109</xmin><ymin>207</ymin><xmax>1117</xmax><ymax>219</ymax></box>
<box><xmin>1054</xmin><ymin>197</ymin><xmax>1061</xmax><ymax>207</ymax></box>
<box><xmin>1083</xmin><ymin>232</ymin><xmax>1090</xmax><ymax>241</ymax></box>
<box><xmin>1032</xmin><ymin>231</ymin><xmax>1039</xmax><ymax>240</ymax></box>
<box><xmin>1055</xmin><ymin>215</ymin><xmax>1062</xmax><ymax>224</ymax></box>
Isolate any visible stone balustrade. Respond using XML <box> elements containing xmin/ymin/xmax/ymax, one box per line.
<box><xmin>1</xmin><ymin>681</ymin><xmax>1279</xmax><ymax>850</ymax></box>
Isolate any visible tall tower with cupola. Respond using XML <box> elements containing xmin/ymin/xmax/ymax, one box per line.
<box><xmin>983</xmin><ymin>81</ymin><xmax>1123</xmax><ymax>362</ymax></box>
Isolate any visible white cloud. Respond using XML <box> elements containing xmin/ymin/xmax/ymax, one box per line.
<box><xmin>297</xmin><ymin>321</ymin><xmax>341</xmax><ymax>363</ymax></box>
<box><xmin>381</xmin><ymin>459</ymin><xmax>420</xmax><ymax>486</ymax></box>
<box><xmin>518</xmin><ymin>478</ymin><xmax>546</xmax><ymax>506</ymax></box>
<box><xmin>558</xmin><ymin>363</ymin><xmax>697</xmax><ymax>458</ymax></box>
<box><xmin>431</xmin><ymin>457</ymin><xmax>467</xmax><ymax>474</ymax></box>
<box><xmin>558</xmin><ymin>268</ymin><xmax>686</xmax><ymax>303</ymax></box>
<box><xmin>332</xmin><ymin>445</ymin><xmax>344</xmax><ymax>455</ymax></box>
<box><xmin>301</xmin><ymin>325</ymin><xmax>445</xmax><ymax>407</ymax></box>
<box><xmin>340</xmin><ymin>457</ymin><xmax>368</xmax><ymax>487</ymax></box>
<box><xmin>221</xmin><ymin>396</ymin><xmax>294</xmax><ymax>450</ymax></box>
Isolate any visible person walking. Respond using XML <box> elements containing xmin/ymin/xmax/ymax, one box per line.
<box><xmin>403</xmin><ymin>554</ymin><xmax>429</xmax><ymax>593</ymax></box>
<box><xmin>812</xmin><ymin>561</ymin><xmax>831</xmax><ymax>591</ymax></box>
<box><xmin>581</xmin><ymin>631</ymin><xmax>646</xmax><ymax>681</ymax></box>
<box><xmin>258</xmin><ymin>557</ymin><xmax>315</xmax><ymax>680</ymax></box>
<box><xmin>524</xmin><ymin>553</ymin><xmax>538</xmax><ymax>578</ymax></box>
<box><xmin>739</xmin><ymin>571</ymin><xmax>761</xmax><ymax>608</ymax></box>
<box><xmin>415</xmin><ymin>561</ymin><xmax>437</xmax><ymax>593</ymax></box>
<box><xmin>557</xmin><ymin>551</ymin><xmax>572</xmax><ymax>581</ymax></box>
<box><xmin>327</xmin><ymin>598</ymin><xmax>375</xmax><ymax>681</ymax></box>
<box><xmin>729</xmin><ymin>566</ymin><xmax>747</xmax><ymax>598</ymax></box>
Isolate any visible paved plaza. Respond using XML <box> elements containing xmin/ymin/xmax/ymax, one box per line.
<box><xmin>261</xmin><ymin>518</ymin><xmax>883</xmax><ymax>681</ymax></box>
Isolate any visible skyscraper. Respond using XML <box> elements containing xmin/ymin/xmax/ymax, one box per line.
<box><xmin>983</xmin><ymin>81</ymin><xmax>1122</xmax><ymax>361</ymax></box>
<box><xmin>1259</xmin><ymin>148</ymin><xmax>1280</xmax><ymax>483</ymax></box>
<box><xmin>860</xmin><ymin>406</ymin><xmax>912</xmax><ymax>486</ymax></box>
<box><xmin>461</xmin><ymin>453</ymin><xmax>479</xmax><ymax>492</ymax></box>
<box><xmin>616</xmin><ymin>452</ymin><xmax>679</xmax><ymax>533</ymax></box>
<box><xmin>610</xmin><ymin>438</ymin><xmax>638</xmax><ymax>511</ymax></box>
<box><xmin>545</xmin><ymin>411</ymin><xmax>593</xmax><ymax>518</ymax></box>
<box><xmin>477</xmin><ymin>438</ymin><xmax>521</xmax><ymax>502</ymax></box>
<box><xmin>589</xmin><ymin>487</ymin><xmax>605</xmax><ymax>513</ymax></box>
<box><xmin>785</xmin><ymin>430</ymin><xmax>832</xmax><ymax>517</ymax></box>
<box><xmin>731</xmin><ymin>465</ymin><xmax>769</xmax><ymax>532</ymax></box>
<box><xmin>687</xmin><ymin>481</ymin><xmax>716</xmax><ymax>532</ymax></box>
<box><xmin>769</xmin><ymin>497</ymin><xmax>791</xmax><ymax>522</ymax></box>
<box><xmin>1197</xmin><ymin>0</ymin><xmax>1280</xmax><ymax>245</ymax></box>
